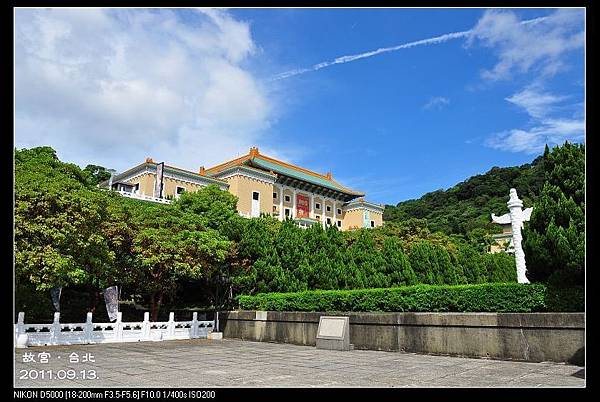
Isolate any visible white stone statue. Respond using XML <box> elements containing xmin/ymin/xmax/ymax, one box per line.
<box><xmin>490</xmin><ymin>189</ymin><xmax>532</xmax><ymax>283</ymax></box>
<box><xmin>507</xmin><ymin>189</ymin><xmax>530</xmax><ymax>284</ymax></box>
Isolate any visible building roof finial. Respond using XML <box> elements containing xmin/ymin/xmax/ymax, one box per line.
<box><xmin>145</xmin><ymin>157</ymin><xmax>154</xmax><ymax>163</ymax></box>
<box><xmin>199</xmin><ymin>166</ymin><xmax>206</xmax><ymax>176</ymax></box>
<box><xmin>249</xmin><ymin>146</ymin><xmax>260</xmax><ymax>157</ymax></box>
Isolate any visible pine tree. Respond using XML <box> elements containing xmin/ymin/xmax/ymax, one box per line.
<box><xmin>382</xmin><ymin>237</ymin><xmax>417</xmax><ymax>286</ymax></box>
<box><xmin>523</xmin><ymin>142</ymin><xmax>585</xmax><ymax>287</ymax></box>
<box><xmin>408</xmin><ymin>241</ymin><xmax>438</xmax><ymax>284</ymax></box>
<box><xmin>484</xmin><ymin>252</ymin><xmax>516</xmax><ymax>283</ymax></box>
<box><xmin>456</xmin><ymin>243</ymin><xmax>487</xmax><ymax>284</ymax></box>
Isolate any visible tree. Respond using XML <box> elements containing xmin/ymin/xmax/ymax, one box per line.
<box><xmin>543</xmin><ymin>142</ymin><xmax>584</xmax><ymax>206</ymax></box>
<box><xmin>407</xmin><ymin>241</ymin><xmax>461</xmax><ymax>285</ymax></box>
<box><xmin>382</xmin><ymin>237</ymin><xmax>417</xmax><ymax>286</ymax></box>
<box><xmin>523</xmin><ymin>142</ymin><xmax>585</xmax><ymax>287</ymax></box>
<box><xmin>455</xmin><ymin>242</ymin><xmax>487</xmax><ymax>284</ymax></box>
<box><xmin>232</xmin><ymin>216</ymin><xmax>287</xmax><ymax>295</ymax></box>
<box><xmin>484</xmin><ymin>252</ymin><xmax>516</xmax><ymax>283</ymax></box>
<box><xmin>83</xmin><ymin>164</ymin><xmax>112</xmax><ymax>186</ymax></box>
<box><xmin>172</xmin><ymin>187</ymin><xmax>244</xmax><ymax>308</ymax></box>
<box><xmin>14</xmin><ymin>147</ymin><xmax>119</xmax><ymax>312</ymax></box>
<box><xmin>174</xmin><ymin>184</ymin><xmax>239</xmax><ymax>232</ymax></box>
<box><xmin>348</xmin><ymin>229</ymin><xmax>388</xmax><ymax>288</ymax></box>
<box><xmin>130</xmin><ymin>201</ymin><xmax>231</xmax><ymax>320</ymax></box>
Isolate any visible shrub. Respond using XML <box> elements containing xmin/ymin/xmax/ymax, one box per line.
<box><xmin>237</xmin><ymin>283</ymin><xmax>583</xmax><ymax>313</ymax></box>
<box><xmin>544</xmin><ymin>286</ymin><xmax>585</xmax><ymax>312</ymax></box>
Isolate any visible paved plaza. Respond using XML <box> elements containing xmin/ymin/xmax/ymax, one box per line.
<box><xmin>15</xmin><ymin>339</ymin><xmax>585</xmax><ymax>388</ymax></box>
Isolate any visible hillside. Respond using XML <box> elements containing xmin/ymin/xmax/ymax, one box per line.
<box><xmin>384</xmin><ymin>155</ymin><xmax>546</xmax><ymax>237</ymax></box>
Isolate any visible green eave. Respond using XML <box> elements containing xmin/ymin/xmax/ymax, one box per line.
<box><xmin>249</xmin><ymin>157</ymin><xmax>360</xmax><ymax>195</ymax></box>
<box><xmin>294</xmin><ymin>217</ymin><xmax>319</xmax><ymax>224</ymax></box>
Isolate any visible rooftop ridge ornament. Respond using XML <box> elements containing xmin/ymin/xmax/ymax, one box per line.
<box><xmin>507</xmin><ymin>188</ymin><xmax>530</xmax><ymax>284</ymax></box>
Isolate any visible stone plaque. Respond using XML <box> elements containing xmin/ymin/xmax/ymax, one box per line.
<box><xmin>316</xmin><ymin>316</ymin><xmax>350</xmax><ymax>351</ymax></box>
<box><xmin>318</xmin><ymin>318</ymin><xmax>346</xmax><ymax>338</ymax></box>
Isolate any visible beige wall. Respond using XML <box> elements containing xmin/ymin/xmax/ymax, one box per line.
<box><xmin>281</xmin><ymin>188</ymin><xmax>294</xmax><ymax>216</ymax></box>
<box><xmin>124</xmin><ymin>173</ymin><xmax>155</xmax><ymax>196</ymax></box>
<box><xmin>125</xmin><ymin>172</ymin><xmax>383</xmax><ymax>231</ymax></box>
<box><xmin>343</xmin><ymin>209</ymin><xmax>364</xmax><ymax>230</ymax></box>
<box><xmin>313</xmin><ymin>196</ymin><xmax>324</xmax><ymax>218</ymax></box>
<box><xmin>162</xmin><ymin>177</ymin><xmax>204</xmax><ymax>198</ymax></box>
<box><xmin>323</xmin><ymin>199</ymin><xmax>334</xmax><ymax>218</ymax></box>
<box><xmin>342</xmin><ymin>208</ymin><xmax>383</xmax><ymax>231</ymax></box>
<box><xmin>225</xmin><ymin>175</ymin><xmax>273</xmax><ymax>216</ymax></box>
<box><xmin>371</xmin><ymin>211</ymin><xmax>383</xmax><ymax>227</ymax></box>
<box><xmin>272</xmin><ymin>186</ymin><xmax>281</xmax><ymax>216</ymax></box>
<box><xmin>125</xmin><ymin>173</ymin><xmax>207</xmax><ymax>199</ymax></box>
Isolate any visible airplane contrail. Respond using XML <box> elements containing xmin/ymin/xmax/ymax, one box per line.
<box><xmin>271</xmin><ymin>16</ymin><xmax>548</xmax><ymax>81</ymax></box>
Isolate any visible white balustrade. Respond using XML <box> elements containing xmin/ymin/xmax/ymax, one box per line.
<box><xmin>116</xmin><ymin>190</ymin><xmax>172</xmax><ymax>205</ymax></box>
<box><xmin>14</xmin><ymin>312</ymin><xmax>214</xmax><ymax>348</ymax></box>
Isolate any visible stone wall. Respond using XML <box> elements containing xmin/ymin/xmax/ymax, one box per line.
<box><xmin>219</xmin><ymin>311</ymin><xmax>584</xmax><ymax>365</ymax></box>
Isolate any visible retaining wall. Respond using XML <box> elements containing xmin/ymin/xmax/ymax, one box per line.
<box><xmin>219</xmin><ymin>311</ymin><xmax>584</xmax><ymax>365</ymax></box>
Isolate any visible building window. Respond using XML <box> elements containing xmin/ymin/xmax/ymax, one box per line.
<box><xmin>285</xmin><ymin>208</ymin><xmax>290</xmax><ymax>217</ymax></box>
<box><xmin>273</xmin><ymin>206</ymin><xmax>277</xmax><ymax>212</ymax></box>
<box><xmin>252</xmin><ymin>191</ymin><xmax>260</xmax><ymax>201</ymax></box>
<box><xmin>337</xmin><ymin>220</ymin><xmax>342</xmax><ymax>228</ymax></box>
<box><xmin>337</xmin><ymin>208</ymin><xmax>342</xmax><ymax>215</ymax></box>
<box><xmin>326</xmin><ymin>206</ymin><xmax>331</xmax><ymax>212</ymax></box>
<box><xmin>273</xmin><ymin>192</ymin><xmax>277</xmax><ymax>199</ymax></box>
<box><xmin>134</xmin><ymin>183</ymin><xmax>140</xmax><ymax>193</ymax></box>
<box><xmin>370</xmin><ymin>220</ymin><xmax>375</xmax><ymax>228</ymax></box>
<box><xmin>326</xmin><ymin>218</ymin><xmax>332</xmax><ymax>225</ymax></box>
<box><xmin>285</xmin><ymin>195</ymin><xmax>291</xmax><ymax>202</ymax></box>
<box><xmin>175</xmin><ymin>186</ymin><xmax>186</xmax><ymax>198</ymax></box>
<box><xmin>315</xmin><ymin>203</ymin><xmax>321</xmax><ymax>210</ymax></box>
<box><xmin>315</xmin><ymin>215</ymin><xmax>320</xmax><ymax>220</ymax></box>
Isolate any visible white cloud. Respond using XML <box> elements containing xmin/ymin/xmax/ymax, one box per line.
<box><xmin>505</xmin><ymin>86</ymin><xmax>568</xmax><ymax>119</ymax></box>
<box><xmin>471</xmin><ymin>9</ymin><xmax>585</xmax><ymax>154</ymax></box>
<box><xmin>272</xmin><ymin>29</ymin><xmax>472</xmax><ymax>80</ymax></box>
<box><xmin>486</xmin><ymin>87</ymin><xmax>584</xmax><ymax>153</ymax></box>
<box><xmin>271</xmin><ymin>15</ymin><xmax>547</xmax><ymax>81</ymax></box>
<box><xmin>423</xmin><ymin>96</ymin><xmax>450</xmax><ymax>110</ymax></box>
<box><xmin>14</xmin><ymin>8</ymin><xmax>273</xmax><ymax>173</ymax></box>
<box><xmin>468</xmin><ymin>8</ymin><xmax>584</xmax><ymax>80</ymax></box>
<box><xmin>485</xmin><ymin>118</ymin><xmax>584</xmax><ymax>154</ymax></box>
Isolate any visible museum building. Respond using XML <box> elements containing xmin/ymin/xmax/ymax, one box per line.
<box><xmin>100</xmin><ymin>147</ymin><xmax>384</xmax><ymax>230</ymax></box>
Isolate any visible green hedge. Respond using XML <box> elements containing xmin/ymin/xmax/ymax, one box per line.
<box><xmin>237</xmin><ymin>283</ymin><xmax>583</xmax><ymax>313</ymax></box>
<box><xmin>544</xmin><ymin>286</ymin><xmax>585</xmax><ymax>312</ymax></box>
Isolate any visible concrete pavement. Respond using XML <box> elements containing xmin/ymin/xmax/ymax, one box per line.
<box><xmin>14</xmin><ymin>339</ymin><xmax>585</xmax><ymax>388</ymax></box>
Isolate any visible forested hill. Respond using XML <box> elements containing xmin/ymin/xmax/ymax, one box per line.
<box><xmin>384</xmin><ymin>155</ymin><xmax>546</xmax><ymax>237</ymax></box>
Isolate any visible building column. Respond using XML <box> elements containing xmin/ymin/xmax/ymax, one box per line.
<box><xmin>292</xmin><ymin>188</ymin><xmax>297</xmax><ymax>219</ymax></box>
<box><xmin>322</xmin><ymin>196</ymin><xmax>326</xmax><ymax>228</ymax></box>
<box><xmin>310</xmin><ymin>193</ymin><xmax>315</xmax><ymax>219</ymax></box>
<box><xmin>333</xmin><ymin>199</ymin><xmax>337</xmax><ymax>227</ymax></box>
<box><xmin>278</xmin><ymin>184</ymin><xmax>284</xmax><ymax>221</ymax></box>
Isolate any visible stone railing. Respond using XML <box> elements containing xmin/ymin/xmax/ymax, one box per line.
<box><xmin>116</xmin><ymin>190</ymin><xmax>172</xmax><ymax>205</ymax></box>
<box><xmin>15</xmin><ymin>312</ymin><xmax>214</xmax><ymax>348</ymax></box>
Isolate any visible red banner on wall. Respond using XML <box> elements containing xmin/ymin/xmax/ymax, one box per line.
<box><xmin>296</xmin><ymin>194</ymin><xmax>309</xmax><ymax>218</ymax></box>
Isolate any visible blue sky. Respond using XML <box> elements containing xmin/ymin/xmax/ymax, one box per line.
<box><xmin>14</xmin><ymin>8</ymin><xmax>585</xmax><ymax>204</ymax></box>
